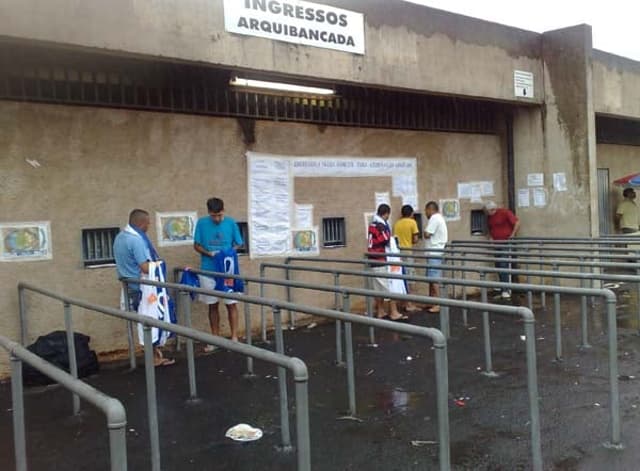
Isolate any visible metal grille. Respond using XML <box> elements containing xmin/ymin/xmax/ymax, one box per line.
<box><xmin>82</xmin><ymin>228</ymin><xmax>119</xmax><ymax>267</ymax></box>
<box><xmin>237</xmin><ymin>222</ymin><xmax>249</xmax><ymax>255</ymax></box>
<box><xmin>0</xmin><ymin>42</ymin><xmax>500</xmax><ymax>134</ymax></box>
<box><xmin>597</xmin><ymin>168</ymin><xmax>612</xmax><ymax>235</ymax></box>
<box><xmin>322</xmin><ymin>217</ymin><xmax>346</xmax><ymax>248</ymax></box>
<box><xmin>470</xmin><ymin>209</ymin><xmax>487</xmax><ymax>236</ymax></box>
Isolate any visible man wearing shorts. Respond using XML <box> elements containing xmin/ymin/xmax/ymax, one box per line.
<box><xmin>193</xmin><ymin>198</ymin><xmax>244</xmax><ymax>348</ymax></box>
<box><xmin>424</xmin><ymin>201</ymin><xmax>448</xmax><ymax>313</ymax></box>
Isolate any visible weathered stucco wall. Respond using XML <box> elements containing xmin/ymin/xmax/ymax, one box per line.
<box><xmin>0</xmin><ymin>0</ymin><xmax>543</xmax><ymax>103</ymax></box>
<box><xmin>537</xmin><ymin>25</ymin><xmax>598</xmax><ymax>237</ymax></box>
<box><xmin>0</xmin><ymin>101</ymin><xmax>505</xmax><ymax>376</ymax></box>
<box><xmin>593</xmin><ymin>51</ymin><xmax>640</xmax><ymax>120</ymax></box>
<box><xmin>597</xmin><ymin>144</ymin><xmax>640</xmax><ymax>233</ymax></box>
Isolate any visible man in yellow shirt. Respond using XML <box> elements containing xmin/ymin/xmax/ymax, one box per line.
<box><xmin>616</xmin><ymin>188</ymin><xmax>639</xmax><ymax>234</ymax></box>
<box><xmin>393</xmin><ymin>205</ymin><xmax>420</xmax><ymax>313</ymax></box>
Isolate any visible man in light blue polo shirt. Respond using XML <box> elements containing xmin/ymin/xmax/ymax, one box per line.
<box><xmin>113</xmin><ymin>209</ymin><xmax>175</xmax><ymax>366</ymax></box>
<box><xmin>193</xmin><ymin>197</ymin><xmax>244</xmax><ymax>349</ymax></box>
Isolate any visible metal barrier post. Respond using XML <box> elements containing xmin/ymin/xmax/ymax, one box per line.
<box><xmin>433</xmin><ymin>341</ymin><xmax>451</xmax><ymax>471</ymax></box>
<box><xmin>479</xmin><ymin>272</ymin><xmax>497</xmax><ymax>377</ymax></box>
<box><xmin>524</xmin><ymin>317</ymin><xmax>543</xmax><ymax>471</ymax></box>
<box><xmin>107</xmin><ymin>402</ymin><xmax>128</xmax><ymax>471</ymax></box>
<box><xmin>538</xmin><ymin>242</ymin><xmax>546</xmax><ymax>308</ymax></box>
<box><xmin>10</xmin><ymin>355</ymin><xmax>27</xmax><ymax>471</ymax></box>
<box><xmin>121</xmin><ymin>281</ymin><xmax>137</xmax><ymax>370</ymax></box>
<box><xmin>578</xmin><ymin>260</ymin><xmax>591</xmax><ymax>349</ymax></box>
<box><xmin>334</xmin><ymin>273</ymin><xmax>344</xmax><ymax>366</ymax></box>
<box><xmin>460</xmin><ymin>253</ymin><xmax>468</xmax><ymax>326</ymax></box>
<box><xmin>143</xmin><ymin>325</ymin><xmax>161</xmax><ymax>471</ymax></box>
<box><xmin>552</xmin><ymin>264</ymin><xmax>563</xmax><ymax>361</ymax></box>
<box><xmin>343</xmin><ymin>293</ymin><xmax>356</xmax><ymax>417</ymax></box>
<box><xmin>364</xmin><ymin>261</ymin><xmax>377</xmax><ymax>347</ymax></box>
<box><xmin>19</xmin><ymin>287</ymin><xmax>27</xmax><ymax>345</ymax></box>
<box><xmin>293</xmin><ymin>365</ymin><xmax>312</xmax><ymax>471</ymax></box>
<box><xmin>178</xmin><ymin>291</ymin><xmax>198</xmax><ymax>401</ymax></box>
<box><xmin>243</xmin><ymin>281</ymin><xmax>255</xmax><ymax>378</ymax></box>
<box><xmin>605</xmin><ymin>294</ymin><xmax>623</xmax><ymax>449</ymax></box>
<box><xmin>63</xmin><ymin>301</ymin><xmax>81</xmax><ymax>415</ymax></box>
<box><xmin>259</xmin><ymin>266</ymin><xmax>268</xmax><ymax>343</ymax></box>
<box><xmin>273</xmin><ymin>307</ymin><xmax>292</xmax><ymax>451</ymax></box>
<box><xmin>440</xmin><ymin>271</ymin><xmax>451</xmax><ymax>339</ymax></box>
<box><xmin>285</xmin><ymin>266</ymin><xmax>295</xmax><ymax>330</ymax></box>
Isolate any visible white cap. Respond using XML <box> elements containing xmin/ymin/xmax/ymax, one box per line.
<box><xmin>484</xmin><ymin>201</ymin><xmax>497</xmax><ymax>210</ymax></box>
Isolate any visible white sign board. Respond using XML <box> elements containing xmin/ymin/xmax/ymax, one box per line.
<box><xmin>514</xmin><ymin>70</ymin><xmax>534</xmax><ymax>98</ymax></box>
<box><xmin>553</xmin><ymin>172</ymin><xmax>568</xmax><ymax>192</ymax></box>
<box><xmin>517</xmin><ymin>188</ymin><xmax>530</xmax><ymax>208</ymax></box>
<box><xmin>527</xmin><ymin>173</ymin><xmax>544</xmax><ymax>187</ymax></box>
<box><xmin>223</xmin><ymin>0</ymin><xmax>365</xmax><ymax>55</ymax></box>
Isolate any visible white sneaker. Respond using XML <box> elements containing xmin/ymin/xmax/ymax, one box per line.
<box><xmin>501</xmin><ymin>291</ymin><xmax>512</xmax><ymax>299</ymax></box>
<box><xmin>203</xmin><ymin>344</ymin><xmax>218</xmax><ymax>353</ymax></box>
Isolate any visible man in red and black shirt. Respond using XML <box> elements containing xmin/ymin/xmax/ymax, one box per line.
<box><xmin>367</xmin><ymin>204</ymin><xmax>404</xmax><ymax>320</ymax></box>
<box><xmin>485</xmin><ymin>201</ymin><xmax>520</xmax><ymax>299</ymax></box>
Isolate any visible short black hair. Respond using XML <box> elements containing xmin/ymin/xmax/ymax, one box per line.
<box><xmin>623</xmin><ymin>188</ymin><xmax>636</xmax><ymax>198</ymax></box>
<box><xmin>377</xmin><ymin>204</ymin><xmax>391</xmax><ymax>217</ymax></box>
<box><xmin>401</xmin><ymin>205</ymin><xmax>414</xmax><ymax>218</ymax></box>
<box><xmin>207</xmin><ymin>198</ymin><xmax>224</xmax><ymax>213</ymax></box>
<box><xmin>425</xmin><ymin>201</ymin><xmax>439</xmax><ymax>211</ymax></box>
<box><xmin>128</xmin><ymin>209</ymin><xmax>149</xmax><ymax>225</ymax></box>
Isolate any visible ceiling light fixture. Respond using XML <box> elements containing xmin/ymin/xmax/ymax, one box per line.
<box><xmin>230</xmin><ymin>77</ymin><xmax>335</xmax><ymax>95</ymax></box>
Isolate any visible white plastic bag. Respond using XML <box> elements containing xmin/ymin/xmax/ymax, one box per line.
<box><xmin>386</xmin><ymin>238</ymin><xmax>407</xmax><ymax>295</ymax></box>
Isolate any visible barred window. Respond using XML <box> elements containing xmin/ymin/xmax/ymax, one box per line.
<box><xmin>470</xmin><ymin>210</ymin><xmax>487</xmax><ymax>236</ymax></box>
<box><xmin>322</xmin><ymin>217</ymin><xmax>346</xmax><ymax>248</ymax></box>
<box><xmin>82</xmin><ymin>228</ymin><xmax>119</xmax><ymax>267</ymax></box>
<box><xmin>237</xmin><ymin>222</ymin><xmax>249</xmax><ymax>255</ymax></box>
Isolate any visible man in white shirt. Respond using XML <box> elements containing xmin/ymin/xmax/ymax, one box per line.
<box><xmin>424</xmin><ymin>201</ymin><xmax>448</xmax><ymax>313</ymax></box>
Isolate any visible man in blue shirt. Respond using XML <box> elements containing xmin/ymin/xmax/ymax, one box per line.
<box><xmin>193</xmin><ymin>198</ymin><xmax>244</xmax><ymax>349</ymax></box>
<box><xmin>113</xmin><ymin>209</ymin><xmax>174</xmax><ymax>366</ymax></box>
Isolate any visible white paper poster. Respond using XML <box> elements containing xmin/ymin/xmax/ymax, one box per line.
<box><xmin>0</xmin><ymin>221</ymin><xmax>53</xmax><ymax>262</ymax></box>
<box><xmin>533</xmin><ymin>187</ymin><xmax>547</xmax><ymax>207</ymax></box>
<box><xmin>294</xmin><ymin>204</ymin><xmax>314</xmax><ymax>229</ymax></box>
<box><xmin>470</xmin><ymin>184</ymin><xmax>483</xmax><ymax>203</ymax></box>
<box><xmin>553</xmin><ymin>173</ymin><xmax>568</xmax><ymax>192</ymax></box>
<box><xmin>374</xmin><ymin>192</ymin><xmax>390</xmax><ymax>209</ymax></box>
<box><xmin>527</xmin><ymin>173</ymin><xmax>544</xmax><ymax>187</ymax></box>
<box><xmin>517</xmin><ymin>189</ymin><xmax>531</xmax><ymax>208</ymax></box>
<box><xmin>402</xmin><ymin>194</ymin><xmax>419</xmax><ymax>209</ymax></box>
<box><xmin>392</xmin><ymin>175</ymin><xmax>417</xmax><ymax>198</ymax></box>
<box><xmin>248</xmin><ymin>155</ymin><xmax>292</xmax><ymax>257</ymax></box>
<box><xmin>514</xmin><ymin>70</ymin><xmax>534</xmax><ymax>98</ymax></box>
<box><xmin>457</xmin><ymin>183</ymin><xmax>472</xmax><ymax>199</ymax></box>
<box><xmin>156</xmin><ymin>211</ymin><xmax>197</xmax><ymax>247</ymax></box>
<box><xmin>480</xmin><ymin>181</ymin><xmax>495</xmax><ymax>197</ymax></box>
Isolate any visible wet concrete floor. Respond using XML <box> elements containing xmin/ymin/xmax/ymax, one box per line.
<box><xmin>1</xmin><ymin>284</ymin><xmax>640</xmax><ymax>470</ymax></box>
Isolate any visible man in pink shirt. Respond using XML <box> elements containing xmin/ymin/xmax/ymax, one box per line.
<box><xmin>485</xmin><ymin>201</ymin><xmax>520</xmax><ymax>299</ymax></box>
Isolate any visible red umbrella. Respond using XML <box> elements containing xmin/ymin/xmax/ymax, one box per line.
<box><xmin>613</xmin><ymin>172</ymin><xmax>640</xmax><ymax>187</ymax></box>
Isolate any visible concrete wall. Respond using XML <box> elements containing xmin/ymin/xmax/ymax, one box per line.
<box><xmin>597</xmin><ymin>144</ymin><xmax>640</xmax><ymax>232</ymax></box>
<box><xmin>593</xmin><ymin>51</ymin><xmax>640</xmax><ymax>120</ymax></box>
<box><xmin>0</xmin><ymin>0</ymin><xmax>543</xmax><ymax>103</ymax></box>
<box><xmin>0</xmin><ymin>100</ymin><xmax>505</xmax><ymax>376</ymax></box>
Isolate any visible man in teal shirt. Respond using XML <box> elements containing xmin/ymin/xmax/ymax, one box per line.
<box><xmin>193</xmin><ymin>198</ymin><xmax>243</xmax><ymax>350</ymax></box>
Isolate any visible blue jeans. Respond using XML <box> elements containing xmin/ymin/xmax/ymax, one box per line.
<box><xmin>495</xmin><ymin>248</ymin><xmax>514</xmax><ymax>284</ymax></box>
<box><xmin>426</xmin><ymin>256</ymin><xmax>443</xmax><ymax>278</ymax></box>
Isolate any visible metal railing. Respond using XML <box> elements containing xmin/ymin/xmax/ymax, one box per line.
<box><xmin>0</xmin><ymin>334</ymin><xmax>128</xmax><ymax>471</ymax></box>
<box><xmin>141</xmin><ymin>274</ymin><xmax>453</xmax><ymax>471</ymax></box>
<box><xmin>264</xmin><ymin>259</ymin><xmax>623</xmax><ymax>452</ymax></box>
<box><xmin>177</xmin><ymin>267</ymin><xmax>541</xmax><ymax>471</ymax></box>
<box><xmin>17</xmin><ymin>282</ymin><xmax>311</xmax><ymax>471</ymax></box>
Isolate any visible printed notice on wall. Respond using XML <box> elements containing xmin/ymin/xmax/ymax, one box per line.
<box><xmin>527</xmin><ymin>173</ymin><xmax>544</xmax><ymax>187</ymax></box>
<box><xmin>223</xmin><ymin>0</ymin><xmax>365</xmax><ymax>55</ymax></box>
<box><xmin>374</xmin><ymin>192</ymin><xmax>390</xmax><ymax>210</ymax></box>
<box><xmin>533</xmin><ymin>187</ymin><xmax>547</xmax><ymax>207</ymax></box>
<box><xmin>248</xmin><ymin>155</ymin><xmax>292</xmax><ymax>257</ymax></box>
<box><xmin>514</xmin><ymin>70</ymin><xmax>534</xmax><ymax>98</ymax></box>
<box><xmin>517</xmin><ymin>189</ymin><xmax>530</xmax><ymax>208</ymax></box>
<box><xmin>553</xmin><ymin>173</ymin><xmax>568</xmax><ymax>192</ymax></box>
<box><xmin>440</xmin><ymin>199</ymin><xmax>461</xmax><ymax>221</ymax></box>
<box><xmin>294</xmin><ymin>204</ymin><xmax>314</xmax><ymax>229</ymax></box>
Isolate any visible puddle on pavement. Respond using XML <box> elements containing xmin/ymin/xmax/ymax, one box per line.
<box><xmin>374</xmin><ymin>387</ymin><xmax>423</xmax><ymax>415</ymax></box>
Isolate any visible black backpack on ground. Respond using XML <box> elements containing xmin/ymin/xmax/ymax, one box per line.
<box><xmin>22</xmin><ymin>331</ymin><xmax>100</xmax><ymax>386</ymax></box>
